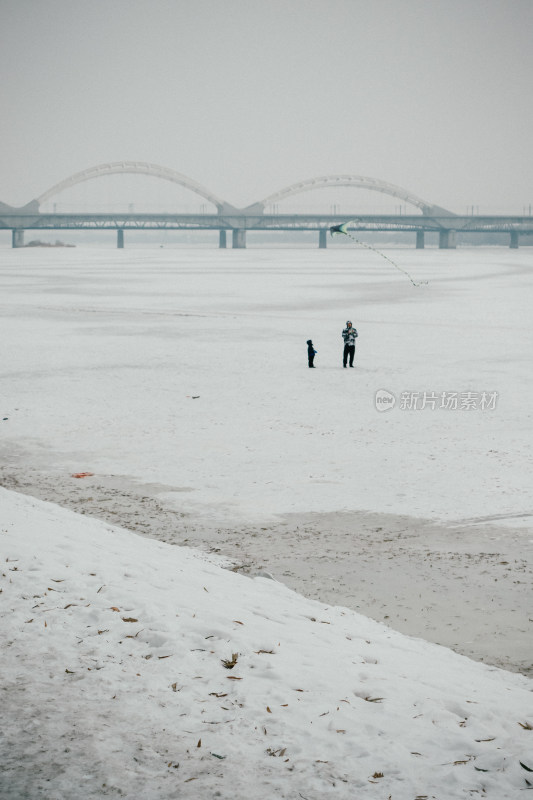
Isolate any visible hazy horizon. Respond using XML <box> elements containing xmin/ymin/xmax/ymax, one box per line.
<box><xmin>2</xmin><ymin>0</ymin><xmax>533</xmax><ymax>213</ymax></box>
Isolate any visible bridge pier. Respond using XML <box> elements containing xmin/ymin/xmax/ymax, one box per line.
<box><xmin>416</xmin><ymin>230</ymin><xmax>425</xmax><ymax>249</ymax></box>
<box><xmin>117</xmin><ymin>229</ymin><xmax>124</xmax><ymax>249</ymax></box>
<box><xmin>510</xmin><ymin>230</ymin><xmax>519</xmax><ymax>249</ymax></box>
<box><xmin>232</xmin><ymin>229</ymin><xmax>246</xmax><ymax>249</ymax></box>
<box><xmin>219</xmin><ymin>230</ymin><xmax>227</xmax><ymax>249</ymax></box>
<box><xmin>439</xmin><ymin>229</ymin><xmax>456</xmax><ymax>249</ymax></box>
<box><xmin>318</xmin><ymin>229</ymin><xmax>328</xmax><ymax>248</ymax></box>
<box><xmin>12</xmin><ymin>229</ymin><xmax>25</xmax><ymax>248</ymax></box>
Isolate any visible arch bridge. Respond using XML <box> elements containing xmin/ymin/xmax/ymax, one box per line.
<box><xmin>246</xmin><ymin>174</ymin><xmax>451</xmax><ymax>217</ymax></box>
<box><xmin>1</xmin><ymin>162</ymin><xmax>530</xmax><ymax>249</ymax></box>
<box><xmin>35</xmin><ymin>161</ymin><xmax>236</xmax><ymax>214</ymax></box>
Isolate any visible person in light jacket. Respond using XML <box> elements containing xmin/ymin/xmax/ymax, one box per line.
<box><xmin>342</xmin><ymin>320</ymin><xmax>358</xmax><ymax>368</ymax></box>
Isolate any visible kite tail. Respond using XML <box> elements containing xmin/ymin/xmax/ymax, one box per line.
<box><xmin>330</xmin><ymin>223</ymin><xmax>427</xmax><ymax>287</ymax></box>
<box><xmin>344</xmin><ymin>231</ymin><xmax>424</xmax><ymax>287</ymax></box>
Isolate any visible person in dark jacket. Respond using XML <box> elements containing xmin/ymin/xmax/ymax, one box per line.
<box><xmin>307</xmin><ymin>339</ymin><xmax>317</xmax><ymax>368</ymax></box>
<box><xmin>342</xmin><ymin>320</ymin><xmax>358</xmax><ymax>368</ymax></box>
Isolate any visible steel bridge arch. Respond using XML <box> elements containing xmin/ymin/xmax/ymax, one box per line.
<box><xmin>36</xmin><ymin>161</ymin><xmax>231</xmax><ymax>212</ymax></box>
<box><xmin>250</xmin><ymin>175</ymin><xmax>449</xmax><ymax>216</ymax></box>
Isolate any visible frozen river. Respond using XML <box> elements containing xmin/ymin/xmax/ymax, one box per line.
<box><xmin>1</xmin><ymin>246</ymin><xmax>532</xmax><ymax>672</ymax></box>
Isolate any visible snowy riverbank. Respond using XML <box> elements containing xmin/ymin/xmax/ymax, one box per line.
<box><xmin>1</xmin><ymin>246</ymin><xmax>532</xmax><ymax>797</ymax></box>
<box><xmin>2</xmin><ymin>487</ymin><xmax>532</xmax><ymax>799</ymax></box>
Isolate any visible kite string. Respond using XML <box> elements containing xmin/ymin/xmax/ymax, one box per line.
<box><xmin>336</xmin><ymin>228</ymin><xmax>426</xmax><ymax>287</ymax></box>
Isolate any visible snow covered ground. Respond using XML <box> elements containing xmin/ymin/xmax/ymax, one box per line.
<box><xmin>1</xmin><ymin>245</ymin><xmax>532</xmax><ymax>797</ymax></box>
<box><xmin>1</xmin><ymin>246</ymin><xmax>531</xmax><ymax>526</ymax></box>
<box><xmin>2</xmin><ymin>487</ymin><xmax>532</xmax><ymax>799</ymax></box>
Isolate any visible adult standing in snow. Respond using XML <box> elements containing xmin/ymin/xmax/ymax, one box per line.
<box><xmin>342</xmin><ymin>320</ymin><xmax>358</xmax><ymax>368</ymax></box>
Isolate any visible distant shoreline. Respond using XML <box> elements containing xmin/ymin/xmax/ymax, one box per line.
<box><xmin>24</xmin><ymin>239</ymin><xmax>75</xmax><ymax>248</ymax></box>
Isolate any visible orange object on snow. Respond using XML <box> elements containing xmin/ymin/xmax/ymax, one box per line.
<box><xmin>71</xmin><ymin>472</ymin><xmax>94</xmax><ymax>479</ymax></box>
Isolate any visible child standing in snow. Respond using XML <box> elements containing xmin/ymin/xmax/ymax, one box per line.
<box><xmin>307</xmin><ymin>339</ymin><xmax>317</xmax><ymax>368</ymax></box>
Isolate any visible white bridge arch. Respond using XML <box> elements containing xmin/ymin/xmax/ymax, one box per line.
<box><xmin>36</xmin><ymin>161</ymin><xmax>230</xmax><ymax>211</ymax></box>
<box><xmin>249</xmin><ymin>174</ymin><xmax>448</xmax><ymax>216</ymax></box>
<box><xmin>33</xmin><ymin>165</ymin><xmax>452</xmax><ymax>218</ymax></box>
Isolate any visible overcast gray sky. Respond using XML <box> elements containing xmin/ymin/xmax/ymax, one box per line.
<box><xmin>1</xmin><ymin>0</ymin><xmax>532</xmax><ymax>212</ymax></box>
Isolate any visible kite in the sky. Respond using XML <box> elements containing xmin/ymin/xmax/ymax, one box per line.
<box><xmin>329</xmin><ymin>221</ymin><xmax>426</xmax><ymax>287</ymax></box>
